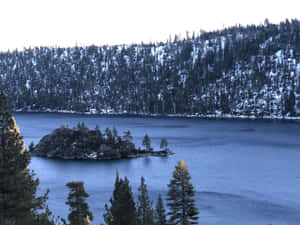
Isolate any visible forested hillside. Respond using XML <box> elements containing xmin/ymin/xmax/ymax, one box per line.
<box><xmin>1</xmin><ymin>19</ymin><xmax>300</xmax><ymax>118</ymax></box>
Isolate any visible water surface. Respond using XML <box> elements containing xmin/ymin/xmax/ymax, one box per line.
<box><xmin>14</xmin><ymin>113</ymin><xmax>300</xmax><ymax>225</ymax></box>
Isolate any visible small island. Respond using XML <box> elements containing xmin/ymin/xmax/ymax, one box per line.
<box><xmin>30</xmin><ymin>122</ymin><xmax>174</xmax><ymax>160</ymax></box>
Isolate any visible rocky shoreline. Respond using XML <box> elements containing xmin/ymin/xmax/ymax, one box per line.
<box><xmin>31</xmin><ymin>149</ymin><xmax>174</xmax><ymax>160</ymax></box>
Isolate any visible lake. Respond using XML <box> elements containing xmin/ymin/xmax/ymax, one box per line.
<box><xmin>14</xmin><ymin>112</ymin><xmax>300</xmax><ymax>225</ymax></box>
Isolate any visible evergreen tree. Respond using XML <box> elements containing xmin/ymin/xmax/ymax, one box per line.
<box><xmin>0</xmin><ymin>92</ymin><xmax>53</xmax><ymax>225</ymax></box>
<box><xmin>94</xmin><ymin>125</ymin><xmax>102</xmax><ymax>138</ymax></box>
<box><xmin>104</xmin><ymin>171</ymin><xmax>137</xmax><ymax>225</ymax></box>
<box><xmin>77</xmin><ymin>122</ymin><xmax>88</xmax><ymax>131</ymax></box>
<box><xmin>122</xmin><ymin>130</ymin><xmax>135</xmax><ymax>151</ymax></box>
<box><xmin>105</xmin><ymin>128</ymin><xmax>113</xmax><ymax>144</ymax></box>
<box><xmin>28</xmin><ymin>141</ymin><xmax>35</xmax><ymax>152</ymax></box>
<box><xmin>154</xmin><ymin>194</ymin><xmax>167</xmax><ymax>225</ymax></box>
<box><xmin>142</xmin><ymin>134</ymin><xmax>151</xmax><ymax>151</ymax></box>
<box><xmin>137</xmin><ymin>177</ymin><xmax>155</xmax><ymax>225</ymax></box>
<box><xmin>160</xmin><ymin>138</ymin><xmax>168</xmax><ymax>150</ymax></box>
<box><xmin>123</xmin><ymin>130</ymin><xmax>133</xmax><ymax>143</ymax></box>
<box><xmin>112</xmin><ymin>127</ymin><xmax>119</xmax><ymax>145</ymax></box>
<box><xmin>112</xmin><ymin>127</ymin><xmax>118</xmax><ymax>138</ymax></box>
<box><xmin>66</xmin><ymin>181</ymin><xmax>93</xmax><ymax>225</ymax></box>
<box><xmin>285</xmin><ymin>91</ymin><xmax>296</xmax><ymax>116</ymax></box>
<box><xmin>167</xmin><ymin>160</ymin><xmax>199</xmax><ymax>225</ymax></box>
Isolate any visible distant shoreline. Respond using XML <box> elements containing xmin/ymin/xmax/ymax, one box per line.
<box><xmin>13</xmin><ymin>110</ymin><xmax>300</xmax><ymax>121</ymax></box>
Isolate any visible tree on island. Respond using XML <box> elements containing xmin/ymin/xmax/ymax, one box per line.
<box><xmin>105</xmin><ymin>128</ymin><xmax>114</xmax><ymax>144</ymax></box>
<box><xmin>167</xmin><ymin>160</ymin><xmax>199</xmax><ymax>225</ymax></box>
<box><xmin>112</xmin><ymin>127</ymin><xmax>118</xmax><ymax>140</ymax></box>
<box><xmin>160</xmin><ymin>138</ymin><xmax>168</xmax><ymax>150</ymax></box>
<box><xmin>0</xmin><ymin>92</ymin><xmax>53</xmax><ymax>225</ymax></box>
<box><xmin>154</xmin><ymin>194</ymin><xmax>167</xmax><ymax>225</ymax></box>
<box><xmin>123</xmin><ymin>130</ymin><xmax>133</xmax><ymax>143</ymax></box>
<box><xmin>104</xmin><ymin>170</ymin><xmax>138</xmax><ymax>225</ymax></box>
<box><xmin>94</xmin><ymin>124</ymin><xmax>102</xmax><ymax>137</ymax></box>
<box><xmin>137</xmin><ymin>177</ymin><xmax>155</xmax><ymax>225</ymax></box>
<box><xmin>142</xmin><ymin>134</ymin><xmax>152</xmax><ymax>151</ymax></box>
<box><xmin>65</xmin><ymin>181</ymin><xmax>93</xmax><ymax>225</ymax></box>
<box><xmin>77</xmin><ymin>122</ymin><xmax>88</xmax><ymax>131</ymax></box>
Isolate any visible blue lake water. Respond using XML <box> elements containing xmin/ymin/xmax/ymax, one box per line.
<box><xmin>14</xmin><ymin>113</ymin><xmax>300</xmax><ymax>225</ymax></box>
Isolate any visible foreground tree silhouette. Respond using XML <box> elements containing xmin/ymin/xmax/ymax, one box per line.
<box><xmin>154</xmin><ymin>194</ymin><xmax>167</xmax><ymax>225</ymax></box>
<box><xmin>167</xmin><ymin>160</ymin><xmax>199</xmax><ymax>225</ymax></box>
<box><xmin>0</xmin><ymin>92</ymin><xmax>53</xmax><ymax>225</ymax></box>
<box><xmin>66</xmin><ymin>181</ymin><xmax>93</xmax><ymax>225</ymax></box>
<box><xmin>104</xmin><ymin>170</ymin><xmax>137</xmax><ymax>225</ymax></box>
<box><xmin>137</xmin><ymin>177</ymin><xmax>155</xmax><ymax>225</ymax></box>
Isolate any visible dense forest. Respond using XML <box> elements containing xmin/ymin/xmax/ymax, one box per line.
<box><xmin>1</xmin><ymin>19</ymin><xmax>300</xmax><ymax>118</ymax></box>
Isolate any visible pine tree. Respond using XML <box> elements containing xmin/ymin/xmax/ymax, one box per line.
<box><xmin>154</xmin><ymin>194</ymin><xmax>167</xmax><ymax>225</ymax></box>
<box><xmin>160</xmin><ymin>138</ymin><xmax>168</xmax><ymax>150</ymax></box>
<box><xmin>142</xmin><ymin>134</ymin><xmax>151</xmax><ymax>151</ymax></box>
<box><xmin>285</xmin><ymin>91</ymin><xmax>296</xmax><ymax>116</ymax></box>
<box><xmin>105</xmin><ymin>128</ymin><xmax>113</xmax><ymax>144</ymax></box>
<box><xmin>112</xmin><ymin>127</ymin><xmax>118</xmax><ymax>140</ymax></box>
<box><xmin>66</xmin><ymin>181</ymin><xmax>93</xmax><ymax>225</ymax></box>
<box><xmin>167</xmin><ymin>160</ymin><xmax>199</xmax><ymax>225</ymax></box>
<box><xmin>123</xmin><ymin>130</ymin><xmax>133</xmax><ymax>143</ymax></box>
<box><xmin>28</xmin><ymin>141</ymin><xmax>35</xmax><ymax>152</ymax></box>
<box><xmin>104</xmin><ymin>170</ymin><xmax>137</xmax><ymax>225</ymax></box>
<box><xmin>122</xmin><ymin>130</ymin><xmax>135</xmax><ymax>152</ymax></box>
<box><xmin>137</xmin><ymin>177</ymin><xmax>155</xmax><ymax>225</ymax></box>
<box><xmin>0</xmin><ymin>92</ymin><xmax>53</xmax><ymax>225</ymax></box>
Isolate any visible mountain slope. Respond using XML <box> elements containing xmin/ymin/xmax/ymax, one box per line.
<box><xmin>1</xmin><ymin>19</ymin><xmax>300</xmax><ymax>118</ymax></box>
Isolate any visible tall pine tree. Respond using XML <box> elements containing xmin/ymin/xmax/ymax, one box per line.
<box><xmin>137</xmin><ymin>177</ymin><xmax>155</xmax><ymax>225</ymax></box>
<box><xmin>167</xmin><ymin>160</ymin><xmax>199</xmax><ymax>225</ymax></box>
<box><xmin>0</xmin><ymin>92</ymin><xmax>52</xmax><ymax>225</ymax></box>
<box><xmin>154</xmin><ymin>194</ymin><xmax>167</xmax><ymax>225</ymax></box>
<box><xmin>142</xmin><ymin>134</ymin><xmax>151</xmax><ymax>152</ymax></box>
<box><xmin>65</xmin><ymin>181</ymin><xmax>93</xmax><ymax>225</ymax></box>
<box><xmin>104</xmin><ymin>170</ymin><xmax>137</xmax><ymax>225</ymax></box>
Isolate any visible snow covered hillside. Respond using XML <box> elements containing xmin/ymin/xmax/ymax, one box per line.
<box><xmin>1</xmin><ymin>19</ymin><xmax>300</xmax><ymax>118</ymax></box>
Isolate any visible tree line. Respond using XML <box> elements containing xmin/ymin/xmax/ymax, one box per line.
<box><xmin>65</xmin><ymin>160</ymin><xmax>198</xmax><ymax>225</ymax></box>
<box><xmin>1</xmin><ymin>19</ymin><xmax>300</xmax><ymax>117</ymax></box>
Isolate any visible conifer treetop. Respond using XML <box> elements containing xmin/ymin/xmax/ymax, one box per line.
<box><xmin>167</xmin><ymin>160</ymin><xmax>199</xmax><ymax>225</ymax></box>
<box><xmin>86</xmin><ymin>215</ymin><xmax>92</xmax><ymax>225</ymax></box>
<box><xmin>116</xmin><ymin>168</ymin><xmax>119</xmax><ymax>178</ymax></box>
<box><xmin>178</xmin><ymin>160</ymin><xmax>187</xmax><ymax>170</ymax></box>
